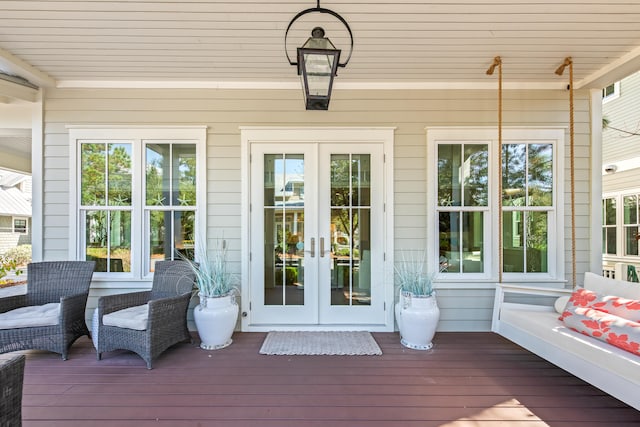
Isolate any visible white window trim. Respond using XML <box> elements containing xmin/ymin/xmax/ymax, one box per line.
<box><xmin>426</xmin><ymin>127</ymin><xmax>565</xmax><ymax>285</ymax></box>
<box><xmin>433</xmin><ymin>140</ymin><xmax>493</xmax><ymax>281</ymax></box>
<box><xmin>68</xmin><ymin>126</ymin><xmax>207</xmax><ymax>281</ymax></box>
<box><xmin>12</xmin><ymin>217</ymin><xmax>28</xmax><ymax>234</ymax></box>
<box><xmin>602</xmin><ymin>189</ymin><xmax>640</xmax><ymax>260</ymax></box>
<box><xmin>602</xmin><ymin>81</ymin><xmax>620</xmax><ymax>104</ymax></box>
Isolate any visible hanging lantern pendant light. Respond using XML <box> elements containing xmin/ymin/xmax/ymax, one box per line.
<box><xmin>297</xmin><ymin>27</ymin><xmax>341</xmax><ymax>110</ymax></box>
<box><xmin>285</xmin><ymin>1</ymin><xmax>354</xmax><ymax>110</ymax></box>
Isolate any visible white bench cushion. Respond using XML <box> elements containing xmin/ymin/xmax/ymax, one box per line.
<box><xmin>102</xmin><ymin>304</ymin><xmax>148</xmax><ymax>331</ymax></box>
<box><xmin>0</xmin><ymin>303</ymin><xmax>60</xmax><ymax>330</ymax></box>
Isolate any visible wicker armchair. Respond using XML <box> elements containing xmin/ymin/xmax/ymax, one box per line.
<box><xmin>0</xmin><ymin>354</ymin><xmax>25</xmax><ymax>427</ymax></box>
<box><xmin>0</xmin><ymin>261</ymin><xmax>96</xmax><ymax>360</ymax></box>
<box><xmin>96</xmin><ymin>260</ymin><xmax>195</xmax><ymax>369</ymax></box>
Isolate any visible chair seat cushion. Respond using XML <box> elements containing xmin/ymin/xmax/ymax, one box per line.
<box><xmin>0</xmin><ymin>303</ymin><xmax>60</xmax><ymax>330</ymax></box>
<box><xmin>102</xmin><ymin>304</ymin><xmax>148</xmax><ymax>331</ymax></box>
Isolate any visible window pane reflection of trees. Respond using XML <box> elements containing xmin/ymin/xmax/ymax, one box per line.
<box><xmin>263</xmin><ymin>154</ymin><xmax>305</xmax><ymax>306</ymax></box>
<box><xmin>438</xmin><ymin>144</ymin><xmax>487</xmax><ymax>274</ymax></box>
<box><xmin>331</xmin><ymin>154</ymin><xmax>371</xmax><ymax>306</ymax></box>
<box><xmin>502</xmin><ymin>143</ymin><xmax>552</xmax><ymax>274</ymax></box>
<box><xmin>146</xmin><ymin>143</ymin><xmax>197</xmax><ymax>270</ymax></box>
<box><xmin>81</xmin><ymin>142</ymin><xmax>133</xmax><ymax>272</ymax></box>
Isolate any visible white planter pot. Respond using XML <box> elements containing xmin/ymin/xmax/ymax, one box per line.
<box><xmin>194</xmin><ymin>293</ymin><xmax>239</xmax><ymax>350</ymax></box>
<box><xmin>395</xmin><ymin>291</ymin><xmax>440</xmax><ymax>350</ymax></box>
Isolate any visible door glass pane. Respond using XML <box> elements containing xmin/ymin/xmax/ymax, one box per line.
<box><xmin>352</xmin><ymin>154</ymin><xmax>371</xmax><ymax>207</ymax></box>
<box><xmin>263</xmin><ymin>154</ymin><xmax>305</xmax><ymax>306</ymax></box>
<box><xmin>354</xmin><ymin>208</ymin><xmax>371</xmax><ymax>305</ymax></box>
<box><xmin>331</xmin><ymin>154</ymin><xmax>350</xmax><ymax>206</ymax></box>
<box><xmin>330</xmin><ymin>154</ymin><xmax>371</xmax><ymax>306</ymax></box>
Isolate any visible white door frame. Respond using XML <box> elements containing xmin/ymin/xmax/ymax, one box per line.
<box><xmin>240</xmin><ymin>127</ymin><xmax>395</xmax><ymax>332</ymax></box>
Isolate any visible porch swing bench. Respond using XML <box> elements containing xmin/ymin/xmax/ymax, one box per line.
<box><xmin>492</xmin><ymin>273</ymin><xmax>640</xmax><ymax>410</ymax></box>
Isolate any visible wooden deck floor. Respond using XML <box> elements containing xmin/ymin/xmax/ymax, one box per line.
<box><xmin>11</xmin><ymin>332</ymin><xmax>640</xmax><ymax>426</ymax></box>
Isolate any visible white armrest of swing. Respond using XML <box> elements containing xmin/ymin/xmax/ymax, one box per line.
<box><xmin>491</xmin><ymin>283</ymin><xmax>571</xmax><ymax>331</ymax></box>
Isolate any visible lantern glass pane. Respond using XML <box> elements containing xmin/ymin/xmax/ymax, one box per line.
<box><xmin>303</xmin><ymin>52</ymin><xmax>336</xmax><ymax>96</ymax></box>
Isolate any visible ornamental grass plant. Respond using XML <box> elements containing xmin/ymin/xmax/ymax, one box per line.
<box><xmin>181</xmin><ymin>238</ymin><xmax>238</xmax><ymax>298</ymax></box>
<box><xmin>395</xmin><ymin>250</ymin><xmax>437</xmax><ymax>297</ymax></box>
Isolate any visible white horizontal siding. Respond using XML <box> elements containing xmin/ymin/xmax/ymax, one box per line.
<box><xmin>603</xmin><ymin>171</ymin><xmax>640</xmax><ymax>194</ymax></box>
<box><xmin>602</xmin><ymin>72</ymin><xmax>640</xmax><ymax>197</ymax></box>
<box><xmin>603</xmin><ymin>74</ymin><xmax>640</xmax><ymax>159</ymax></box>
<box><xmin>43</xmin><ymin>87</ymin><xmax>592</xmax><ymax>331</ymax></box>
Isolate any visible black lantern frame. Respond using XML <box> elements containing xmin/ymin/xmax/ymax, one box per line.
<box><xmin>285</xmin><ymin>1</ymin><xmax>354</xmax><ymax>110</ymax></box>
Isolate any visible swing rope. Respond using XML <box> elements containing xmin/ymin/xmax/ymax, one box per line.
<box><xmin>556</xmin><ymin>57</ymin><xmax>576</xmax><ymax>289</ymax></box>
<box><xmin>487</xmin><ymin>56</ymin><xmax>503</xmax><ymax>282</ymax></box>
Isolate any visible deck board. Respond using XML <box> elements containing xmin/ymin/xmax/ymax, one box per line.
<box><xmin>8</xmin><ymin>332</ymin><xmax>640</xmax><ymax>426</ymax></box>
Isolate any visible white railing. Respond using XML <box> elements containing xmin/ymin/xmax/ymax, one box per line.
<box><xmin>602</xmin><ymin>262</ymin><xmax>640</xmax><ymax>282</ymax></box>
<box><xmin>602</xmin><ymin>264</ymin><xmax>615</xmax><ymax>279</ymax></box>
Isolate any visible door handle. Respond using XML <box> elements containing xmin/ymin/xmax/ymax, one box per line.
<box><xmin>320</xmin><ymin>237</ymin><xmax>326</xmax><ymax>258</ymax></box>
<box><xmin>309</xmin><ymin>237</ymin><xmax>315</xmax><ymax>258</ymax></box>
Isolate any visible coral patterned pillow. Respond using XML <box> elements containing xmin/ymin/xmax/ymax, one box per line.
<box><xmin>558</xmin><ymin>288</ymin><xmax>599</xmax><ymax>321</ymax></box>
<box><xmin>591</xmin><ymin>295</ymin><xmax>640</xmax><ymax>323</ymax></box>
<box><xmin>560</xmin><ymin>306</ymin><xmax>640</xmax><ymax>356</ymax></box>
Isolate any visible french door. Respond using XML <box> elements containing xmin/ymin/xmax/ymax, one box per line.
<box><xmin>248</xmin><ymin>141</ymin><xmax>387</xmax><ymax>328</ymax></box>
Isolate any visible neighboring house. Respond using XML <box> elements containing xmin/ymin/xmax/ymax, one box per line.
<box><xmin>0</xmin><ymin>171</ymin><xmax>31</xmax><ymax>255</ymax></box>
<box><xmin>0</xmin><ymin>2</ymin><xmax>637</xmax><ymax>333</ymax></box>
<box><xmin>602</xmin><ymin>73</ymin><xmax>640</xmax><ymax>280</ymax></box>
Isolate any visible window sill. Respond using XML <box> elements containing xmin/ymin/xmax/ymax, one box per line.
<box><xmin>433</xmin><ymin>278</ymin><xmax>568</xmax><ymax>290</ymax></box>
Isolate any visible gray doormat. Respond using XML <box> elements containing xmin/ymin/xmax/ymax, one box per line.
<box><xmin>259</xmin><ymin>331</ymin><xmax>382</xmax><ymax>355</ymax></box>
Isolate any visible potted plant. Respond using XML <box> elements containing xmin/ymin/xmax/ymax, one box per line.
<box><xmin>182</xmin><ymin>238</ymin><xmax>239</xmax><ymax>350</ymax></box>
<box><xmin>394</xmin><ymin>250</ymin><xmax>440</xmax><ymax>350</ymax></box>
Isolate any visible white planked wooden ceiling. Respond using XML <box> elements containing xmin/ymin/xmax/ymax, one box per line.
<box><xmin>1</xmin><ymin>0</ymin><xmax>640</xmax><ymax>91</ymax></box>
